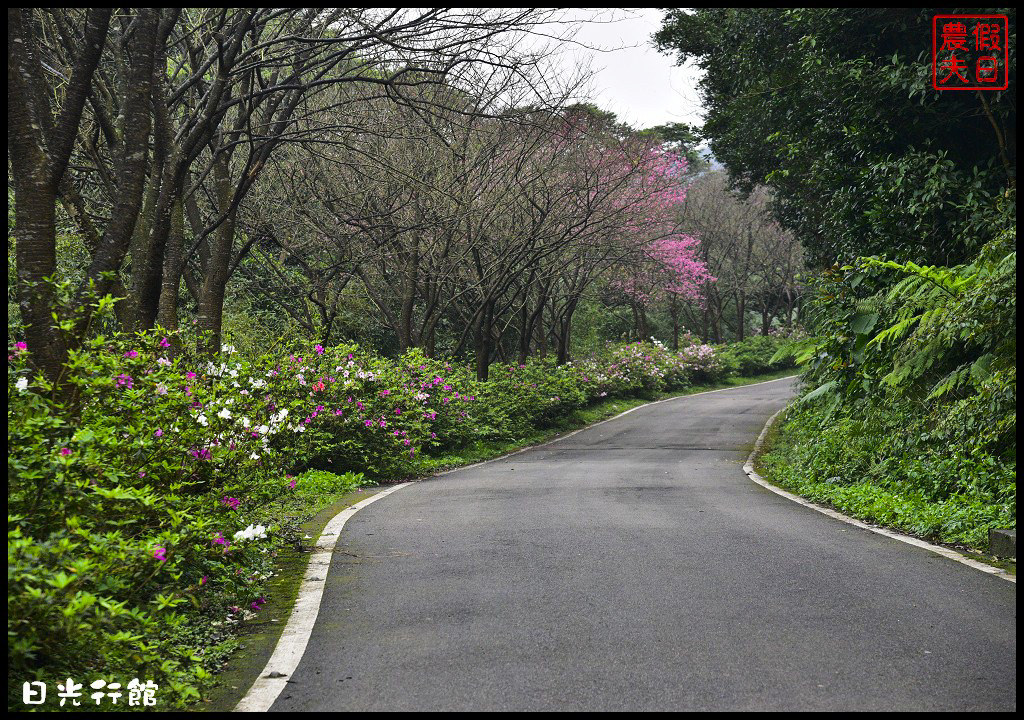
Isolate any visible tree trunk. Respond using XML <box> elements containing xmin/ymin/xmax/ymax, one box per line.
<box><xmin>736</xmin><ymin>293</ymin><xmax>746</xmax><ymax>341</ymax></box>
<box><xmin>474</xmin><ymin>310</ymin><xmax>491</xmax><ymax>381</ymax></box>
<box><xmin>197</xmin><ymin>155</ymin><xmax>236</xmax><ymax>353</ymax></box>
<box><xmin>156</xmin><ymin>197</ymin><xmax>185</xmax><ymax>332</ymax></box>
<box><xmin>670</xmin><ymin>296</ymin><xmax>680</xmax><ymax>350</ymax></box>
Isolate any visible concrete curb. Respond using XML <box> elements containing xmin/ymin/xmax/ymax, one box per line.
<box><xmin>743</xmin><ymin>408</ymin><xmax>1016</xmax><ymax>584</ymax></box>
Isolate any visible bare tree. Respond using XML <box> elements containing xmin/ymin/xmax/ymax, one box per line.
<box><xmin>8</xmin><ymin>7</ymin><xmax>586</xmax><ymax>376</ymax></box>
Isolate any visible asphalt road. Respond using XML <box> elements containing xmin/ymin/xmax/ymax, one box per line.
<box><xmin>270</xmin><ymin>377</ymin><xmax>1016</xmax><ymax>711</ymax></box>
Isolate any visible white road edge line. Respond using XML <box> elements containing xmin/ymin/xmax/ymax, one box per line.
<box><xmin>744</xmin><ymin>408</ymin><xmax>1016</xmax><ymax>584</ymax></box>
<box><xmin>235</xmin><ymin>373</ymin><xmax>800</xmax><ymax>711</ymax></box>
<box><xmin>235</xmin><ymin>482</ymin><xmax>411</xmax><ymax>712</ymax></box>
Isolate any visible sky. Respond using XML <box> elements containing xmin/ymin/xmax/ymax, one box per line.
<box><xmin>540</xmin><ymin>9</ymin><xmax>705</xmax><ymax>131</ymax></box>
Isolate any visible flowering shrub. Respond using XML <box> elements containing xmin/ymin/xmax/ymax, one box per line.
<box><xmin>266</xmin><ymin>345</ymin><xmax>480</xmax><ymax>474</ymax></box>
<box><xmin>570</xmin><ymin>339</ymin><xmax>723</xmax><ymax>400</ymax></box>
<box><xmin>7</xmin><ymin>331</ymin><xmax>312</xmax><ymax>703</ymax></box>
<box><xmin>8</xmin><ymin>326</ymin><xmax>775</xmax><ymax>704</ymax></box>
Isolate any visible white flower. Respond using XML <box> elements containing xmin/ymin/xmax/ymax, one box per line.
<box><xmin>218</xmin><ymin>408</ymin><xmax>232</xmax><ymax>420</ymax></box>
<box><xmin>197</xmin><ymin>414</ymin><xmax>208</xmax><ymax>426</ymax></box>
<box><xmin>233</xmin><ymin>524</ymin><xmax>267</xmax><ymax>541</ymax></box>
<box><xmin>15</xmin><ymin>377</ymin><xmax>28</xmax><ymax>392</ymax></box>
<box><xmin>242</xmin><ymin>417</ymin><xmax>251</xmax><ymax>429</ymax></box>
<box><xmin>221</xmin><ymin>344</ymin><xmax>236</xmax><ymax>354</ymax></box>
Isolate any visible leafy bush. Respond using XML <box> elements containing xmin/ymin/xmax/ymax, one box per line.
<box><xmin>767</xmin><ymin>226</ymin><xmax>1016</xmax><ymax>550</ymax></box>
<box><xmin>8</xmin><ymin>331</ymin><xmax>307</xmax><ymax>704</ymax></box>
<box><xmin>716</xmin><ymin>334</ymin><xmax>798</xmax><ymax>376</ymax></box>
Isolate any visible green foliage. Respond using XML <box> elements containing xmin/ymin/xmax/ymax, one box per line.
<box><xmin>655</xmin><ymin>7</ymin><xmax>1016</xmax><ymax>266</ymax></box>
<box><xmin>760</xmin><ymin>405</ymin><xmax>1014</xmax><ymax>549</ymax></box>
<box><xmin>8</xmin><ymin>331</ymin><xmax>309</xmax><ymax>706</ymax></box>
<box><xmin>766</xmin><ymin>226</ymin><xmax>1016</xmax><ymax>550</ymax></box>
<box><xmin>716</xmin><ymin>333</ymin><xmax>800</xmax><ymax>377</ymax></box>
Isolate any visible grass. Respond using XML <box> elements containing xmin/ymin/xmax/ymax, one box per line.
<box><xmin>753</xmin><ymin>407</ymin><xmax>1016</xmax><ymax>575</ymax></box>
<box><xmin>194</xmin><ymin>367</ymin><xmax>798</xmax><ymax>709</ymax></box>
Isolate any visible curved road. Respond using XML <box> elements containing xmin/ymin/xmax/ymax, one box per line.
<box><xmin>269</xmin><ymin>377</ymin><xmax>1015</xmax><ymax>711</ymax></box>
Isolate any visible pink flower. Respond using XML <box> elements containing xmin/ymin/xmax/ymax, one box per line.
<box><xmin>154</xmin><ymin>428</ymin><xmax>163</xmax><ymax>437</ymax></box>
<box><xmin>315</xmin><ymin>344</ymin><xmax>324</xmax><ymax>355</ymax></box>
<box><xmin>115</xmin><ymin>373</ymin><xmax>134</xmax><ymax>388</ymax></box>
<box><xmin>153</xmin><ymin>546</ymin><xmax>167</xmax><ymax>563</ymax></box>
<box><xmin>159</xmin><ymin>337</ymin><xmax>171</xmax><ymax>348</ymax></box>
<box><xmin>60</xmin><ymin>447</ymin><xmax>71</xmax><ymax>456</ymax></box>
<box><xmin>124</xmin><ymin>350</ymin><xmax>138</xmax><ymax>359</ymax></box>
<box><xmin>288</xmin><ymin>479</ymin><xmax>297</xmax><ymax>489</ymax></box>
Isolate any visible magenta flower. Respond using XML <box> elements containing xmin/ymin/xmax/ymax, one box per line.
<box><xmin>124</xmin><ymin>350</ymin><xmax>138</xmax><ymax>359</ymax></box>
<box><xmin>154</xmin><ymin>428</ymin><xmax>163</xmax><ymax>437</ymax></box>
<box><xmin>159</xmin><ymin>337</ymin><xmax>171</xmax><ymax>348</ymax></box>
<box><xmin>221</xmin><ymin>496</ymin><xmax>240</xmax><ymax>509</ymax></box>
<box><xmin>315</xmin><ymin>344</ymin><xmax>324</xmax><ymax>355</ymax></box>
<box><xmin>60</xmin><ymin>447</ymin><xmax>71</xmax><ymax>456</ymax></box>
<box><xmin>115</xmin><ymin>373</ymin><xmax>134</xmax><ymax>388</ymax></box>
<box><xmin>153</xmin><ymin>546</ymin><xmax>167</xmax><ymax>563</ymax></box>
<box><xmin>288</xmin><ymin>479</ymin><xmax>297</xmax><ymax>489</ymax></box>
